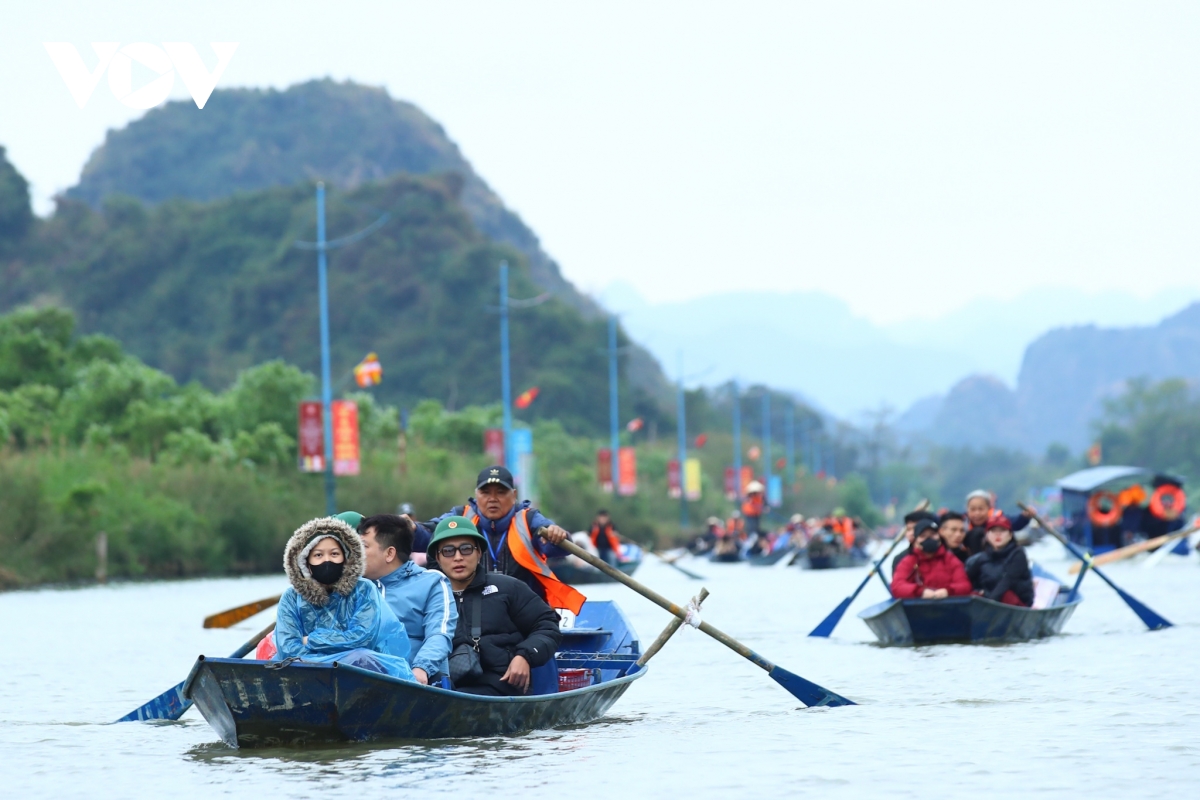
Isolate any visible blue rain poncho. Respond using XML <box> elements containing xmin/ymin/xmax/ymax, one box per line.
<box><xmin>276</xmin><ymin>516</ymin><xmax>415</xmax><ymax>681</ymax></box>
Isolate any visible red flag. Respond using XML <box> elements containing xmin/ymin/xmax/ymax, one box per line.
<box><xmin>514</xmin><ymin>386</ymin><xmax>539</xmax><ymax>409</ymax></box>
<box><xmin>626</xmin><ymin>417</ymin><xmax>644</xmax><ymax>432</ymax></box>
<box><xmin>775</xmin><ymin>457</ymin><xmax>786</xmax><ymax>470</ymax></box>
<box><xmin>694</xmin><ymin>433</ymin><xmax>708</xmax><ymax>448</ymax></box>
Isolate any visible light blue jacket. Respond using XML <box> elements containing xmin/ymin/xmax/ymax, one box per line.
<box><xmin>375</xmin><ymin>560</ymin><xmax>457</xmax><ymax>677</ymax></box>
<box><xmin>275</xmin><ymin>577</ymin><xmax>414</xmax><ymax>680</ymax></box>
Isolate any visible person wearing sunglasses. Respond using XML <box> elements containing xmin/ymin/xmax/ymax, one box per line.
<box><xmin>890</xmin><ymin>519</ymin><xmax>973</xmax><ymax>600</ymax></box>
<box><xmin>427</xmin><ymin>516</ymin><xmax>562</xmax><ymax>696</ymax></box>
<box><xmin>419</xmin><ymin>466</ymin><xmax>585</xmax><ymax>618</ymax></box>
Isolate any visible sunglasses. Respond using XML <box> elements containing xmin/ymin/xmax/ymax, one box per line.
<box><xmin>438</xmin><ymin>543</ymin><xmax>479</xmax><ymax>558</ymax></box>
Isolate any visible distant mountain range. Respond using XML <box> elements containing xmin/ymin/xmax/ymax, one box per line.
<box><xmin>600</xmin><ymin>282</ymin><xmax>1200</xmax><ymax>424</ymax></box>
<box><xmin>898</xmin><ymin>302</ymin><xmax>1200</xmax><ymax>453</ymax></box>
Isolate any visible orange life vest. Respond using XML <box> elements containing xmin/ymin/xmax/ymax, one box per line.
<box><xmin>590</xmin><ymin>523</ymin><xmax>622</xmax><ymax>554</ymax></box>
<box><xmin>469</xmin><ymin>509</ymin><xmax>586</xmax><ymax>615</ymax></box>
<box><xmin>742</xmin><ymin>494</ymin><xmax>764</xmax><ymax>517</ymax></box>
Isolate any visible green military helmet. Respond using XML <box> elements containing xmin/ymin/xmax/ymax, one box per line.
<box><xmin>426</xmin><ymin>515</ymin><xmax>488</xmax><ymax>562</ymax></box>
<box><xmin>335</xmin><ymin>511</ymin><xmax>363</xmax><ymax>530</ymax></box>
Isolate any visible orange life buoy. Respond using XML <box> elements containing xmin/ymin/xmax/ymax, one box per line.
<box><xmin>1087</xmin><ymin>490</ymin><xmax>1123</xmax><ymax>527</ymax></box>
<box><xmin>1149</xmin><ymin>485</ymin><xmax>1186</xmax><ymax>521</ymax></box>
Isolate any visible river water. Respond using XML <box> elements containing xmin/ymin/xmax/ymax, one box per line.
<box><xmin>3</xmin><ymin>542</ymin><xmax>1198</xmax><ymax>798</ymax></box>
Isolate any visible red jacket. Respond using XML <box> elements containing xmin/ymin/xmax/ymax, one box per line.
<box><xmin>891</xmin><ymin>547</ymin><xmax>973</xmax><ymax>599</ymax></box>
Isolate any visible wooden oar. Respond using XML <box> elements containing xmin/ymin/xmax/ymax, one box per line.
<box><xmin>1018</xmin><ymin>504</ymin><xmax>1172</xmax><ymax>631</ymax></box>
<box><xmin>540</xmin><ymin>531</ymin><xmax>853</xmax><ymax>707</ymax></box>
<box><xmin>1066</xmin><ymin>525</ymin><xmax>1199</xmax><ymax>574</ymax></box>
<box><xmin>808</xmin><ymin>500</ymin><xmax>928</xmax><ymax>638</ymax></box>
<box><xmin>115</xmin><ymin>621</ymin><xmax>276</xmax><ymax>723</ymax></box>
<box><xmin>1143</xmin><ymin>530</ymin><xmax>1197</xmax><ymax>568</ymax></box>
<box><xmin>203</xmin><ymin>594</ymin><xmax>282</xmax><ymax>628</ymax></box>
<box><xmin>653</xmin><ymin>550</ymin><xmax>706</xmax><ymax>580</ymax></box>
<box><xmin>637</xmin><ymin>588</ymin><xmax>709</xmax><ymax>666</ymax></box>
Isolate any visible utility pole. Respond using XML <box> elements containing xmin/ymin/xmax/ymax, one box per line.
<box><xmin>315</xmin><ymin>183</ymin><xmax>336</xmax><ymax>516</ymax></box>
<box><xmin>499</xmin><ymin>261</ymin><xmax>513</xmax><ymax>468</ymax></box>
<box><xmin>785</xmin><ymin>402</ymin><xmax>795</xmax><ymax>488</ymax></box>
<box><xmin>677</xmin><ymin>354</ymin><xmax>688</xmax><ymax>529</ymax></box>
<box><xmin>762</xmin><ymin>391</ymin><xmax>772</xmax><ymax>491</ymax></box>
<box><xmin>608</xmin><ymin>314</ymin><xmax>619</xmax><ymax>465</ymax></box>
<box><xmin>732</xmin><ymin>380</ymin><xmax>742</xmax><ymax>503</ymax></box>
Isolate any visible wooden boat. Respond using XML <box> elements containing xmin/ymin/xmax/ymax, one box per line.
<box><xmin>749</xmin><ymin>547</ymin><xmax>797</xmax><ymax>566</ymax></box>
<box><xmin>548</xmin><ymin>556</ymin><xmax>642</xmax><ymax>585</ymax></box>
<box><xmin>183</xmin><ymin>600</ymin><xmax>644</xmax><ymax>748</ymax></box>
<box><xmin>801</xmin><ymin>551</ymin><xmax>870</xmax><ymax>570</ymax></box>
<box><xmin>856</xmin><ymin>568</ymin><xmax>1081</xmax><ymax>646</ymax></box>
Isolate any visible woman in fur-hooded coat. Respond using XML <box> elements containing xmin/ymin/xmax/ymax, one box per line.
<box><xmin>275</xmin><ymin>516</ymin><xmax>415</xmax><ymax>680</ymax></box>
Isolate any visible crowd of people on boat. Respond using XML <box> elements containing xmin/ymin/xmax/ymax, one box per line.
<box><xmin>267</xmin><ymin>465</ymin><xmax>583</xmax><ymax>696</ymax></box>
<box><xmin>890</xmin><ymin>490</ymin><xmax>1036</xmax><ymax>606</ymax></box>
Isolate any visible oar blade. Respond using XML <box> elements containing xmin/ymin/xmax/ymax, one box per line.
<box><xmin>808</xmin><ymin>597</ymin><xmax>852</xmax><ymax>638</ymax></box>
<box><xmin>203</xmin><ymin>595</ymin><xmax>280</xmax><ymax>629</ymax></box>
<box><xmin>114</xmin><ymin>681</ymin><xmax>191</xmax><ymax>723</ymax></box>
<box><xmin>769</xmin><ymin>666</ymin><xmax>856</xmax><ymax>707</ymax></box>
<box><xmin>1112</xmin><ymin>584</ymin><xmax>1173</xmax><ymax>630</ymax></box>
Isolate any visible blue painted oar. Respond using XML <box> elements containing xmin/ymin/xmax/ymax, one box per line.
<box><xmin>808</xmin><ymin>529</ymin><xmax>906</xmax><ymax>637</ymax></box>
<box><xmin>546</xmin><ymin>533</ymin><xmax>853</xmax><ymax>706</ymax></box>
<box><xmin>1019</xmin><ymin>504</ymin><xmax>1172</xmax><ymax>631</ymax></box>
<box><xmin>114</xmin><ymin>621</ymin><xmax>276</xmax><ymax>723</ymax></box>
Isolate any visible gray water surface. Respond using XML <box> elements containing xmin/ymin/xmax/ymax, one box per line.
<box><xmin>3</xmin><ymin>543</ymin><xmax>1198</xmax><ymax>798</ymax></box>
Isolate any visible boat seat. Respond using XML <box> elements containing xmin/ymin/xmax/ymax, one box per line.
<box><xmin>555</xmin><ymin>652</ymin><xmax>638</xmax><ymax>677</ymax></box>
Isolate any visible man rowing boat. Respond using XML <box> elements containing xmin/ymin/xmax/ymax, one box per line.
<box><xmin>419</xmin><ymin>466</ymin><xmax>586</xmax><ymax>616</ymax></box>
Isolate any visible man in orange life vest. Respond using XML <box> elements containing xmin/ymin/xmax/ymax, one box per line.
<box><xmin>742</xmin><ymin>480</ymin><xmax>766</xmax><ymax>536</ymax></box>
<box><xmin>421</xmin><ymin>466</ymin><xmax>585</xmax><ymax>616</ymax></box>
<box><xmin>590</xmin><ymin>509</ymin><xmax>624</xmax><ymax>567</ymax></box>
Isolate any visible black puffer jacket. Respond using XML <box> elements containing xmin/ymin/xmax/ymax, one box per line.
<box><xmin>965</xmin><ymin>540</ymin><xmax>1034</xmax><ymax>606</ymax></box>
<box><xmin>449</xmin><ymin>565</ymin><xmax>562</xmax><ymax>696</ymax></box>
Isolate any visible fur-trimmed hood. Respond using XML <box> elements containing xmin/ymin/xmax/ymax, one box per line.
<box><xmin>283</xmin><ymin>516</ymin><xmax>365</xmax><ymax>606</ymax></box>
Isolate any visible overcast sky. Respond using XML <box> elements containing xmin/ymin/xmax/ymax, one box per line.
<box><xmin>4</xmin><ymin>2</ymin><xmax>1199</xmax><ymax>325</ymax></box>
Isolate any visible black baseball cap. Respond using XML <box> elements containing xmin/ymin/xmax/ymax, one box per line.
<box><xmin>476</xmin><ymin>465</ymin><xmax>515</xmax><ymax>490</ymax></box>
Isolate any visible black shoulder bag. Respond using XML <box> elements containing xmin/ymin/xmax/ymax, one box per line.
<box><xmin>448</xmin><ymin>592</ymin><xmax>484</xmax><ymax>685</ymax></box>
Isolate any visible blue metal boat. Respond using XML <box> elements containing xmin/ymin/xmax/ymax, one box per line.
<box><xmin>802</xmin><ymin>551</ymin><xmax>870</xmax><ymax>570</ymax></box>
<box><xmin>183</xmin><ymin>600</ymin><xmax>645</xmax><ymax>747</ymax></box>
<box><xmin>857</xmin><ymin>567</ymin><xmax>1081</xmax><ymax>646</ymax></box>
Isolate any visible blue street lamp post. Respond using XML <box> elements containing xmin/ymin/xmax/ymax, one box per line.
<box><xmin>677</xmin><ymin>355</ymin><xmax>688</xmax><ymax>529</ymax></box>
<box><xmin>762</xmin><ymin>391</ymin><xmax>772</xmax><ymax>491</ymax></box>
<box><xmin>499</xmin><ymin>261</ymin><xmax>513</xmax><ymax>468</ymax></box>
<box><xmin>608</xmin><ymin>314</ymin><xmax>619</xmax><ymax>468</ymax></box>
<box><xmin>732</xmin><ymin>380</ymin><xmax>742</xmax><ymax>503</ymax></box>
<box><xmin>785</xmin><ymin>403</ymin><xmax>795</xmax><ymax>488</ymax></box>
<box><xmin>315</xmin><ymin>183</ymin><xmax>336</xmax><ymax>516</ymax></box>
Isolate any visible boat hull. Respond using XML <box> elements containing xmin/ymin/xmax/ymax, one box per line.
<box><xmin>857</xmin><ymin>595</ymin><xmax>1081</xmax><ymax>646</ymax></box>
<box><xmin>185</xmin><ymin>657</ymin><xmax>644</xmax><ymax>747</ymax></box>
<box><xmin>749</xmin><ymin>548</ymin><xmax>796</xmax><ymax>566</ymax></box>
<box><xmin>183</xmin><ymin>599</ymin><xmax>645</xmax><ymax>747</ymax></box>
<box><xmin>802</xmin><ymin>552</ymin><xmax>869</xmax><ymax>570</ymax></box>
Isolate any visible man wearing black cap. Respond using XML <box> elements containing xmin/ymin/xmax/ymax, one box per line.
<box><xmin>891</xmin><ymin>509</ymin><xmax>939</xmax><ymax>578</ymax></box>
<box><xmin>419</xmin><ymin>466</ymin><xmax>584</xmax><ymax>615</ymax></box>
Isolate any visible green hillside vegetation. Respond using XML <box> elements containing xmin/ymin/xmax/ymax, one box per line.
<box><xmin>0</xmin><ymin>146</ymin><xmax>663</xmax><ymax>434</ymax></box>
<box><xmin>0</xmin><ymin>305</ymin><xmax>868</xmax><ymax>588</ymax></box>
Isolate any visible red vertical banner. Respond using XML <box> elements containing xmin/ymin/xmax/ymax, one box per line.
<box><xmin>597</xmin><ymin>448</ymin><xmax>613</xmax><ymax>493</ymax></box>
<box><xmin>617</xmin><ymin>446</ymin><xmax>638</xmax><ymax>496</ymax></box>
<box><xmin>740</xmin><ymin>466</ymin><xmax>754</xmax><ymax>495</ymax></box>
<box><xmin>724</xmin><ymin>466</ymin><xmax>736</xmax><ymax>500</ymax></box>
<box><xmin>298</xmin><ymin>401</ymin><xmax>324</xmax><ymax>472</ymax></box>
<box><xmin>483</xmin><ymin>428</ymin><xmax>505</xmax><ymax>463</ymax></box>
<box><xmin>331</xmin><ymin>400</ymin><xmax>360</xmax><ymax>476</ymax></box>
<box><xmin>667</xmin><ymin>459</ymin><xmax>682</xmax><ymax>499</ymax></box>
